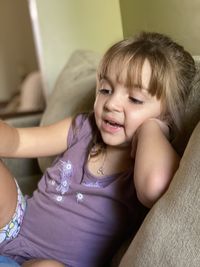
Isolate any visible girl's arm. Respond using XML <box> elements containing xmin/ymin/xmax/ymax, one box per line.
<box><xmin>0</xmin><ymin>117</ymin><xmax>73</xmax><ymax>158</ymax></box>
<box><xmin>133</xmin><ymin>119</ymin><xmax>180</xmax><ymax>208</ymax></box>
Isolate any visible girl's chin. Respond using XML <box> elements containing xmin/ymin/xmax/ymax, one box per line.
<box><xmin>102</xmin><ymin>137</ymin><xmax>132</xmax><ymax>149</ymax></box>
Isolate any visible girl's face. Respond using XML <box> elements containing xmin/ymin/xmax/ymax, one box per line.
<box><xmin>94</xmin><ymin>59</ymin><xmax>162</xmax><ymax>148</ymax></box>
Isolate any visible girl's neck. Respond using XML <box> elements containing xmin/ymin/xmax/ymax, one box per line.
<box><xmin>88</xmin><ymin>145</ymin><xmax>132</xmax><ymax>177</ymax></box>
<box><xmin>106</xmin><ymin>145</ymin><xmax>132</xmax><ymax>160</ymax></box>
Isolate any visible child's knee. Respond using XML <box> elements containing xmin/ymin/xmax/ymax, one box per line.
<box><xmin>0</xmin><ymin>179</ymin><xmax>26</xmax><ymax>243</ymax></box>
<box><xmin>0</xmin><ymin>180</ymin><xmax>17</xmax><ymax>229</ymax></box>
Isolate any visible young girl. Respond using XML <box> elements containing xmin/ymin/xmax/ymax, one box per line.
<box><xmin>0</xmin><ymin>32</ymin><xmax>196</xmax><ymax>267</ymax></box>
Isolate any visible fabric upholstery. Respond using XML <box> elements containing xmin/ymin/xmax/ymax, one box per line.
<box><xmin>185</xmin><ymin>56</ymin><xmax>200</xmax><ymax>130</ymax></box>
<box><xmin>173</xmin><ymin>56</ymin><xmax>200</xmax><ymax>154</ymax></box>
<box><xmin>38</xmin><ymin>50</ymin><xmax>100</xmax><ymax>171</ymax></box>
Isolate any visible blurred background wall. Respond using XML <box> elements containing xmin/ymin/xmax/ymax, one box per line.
<box><xmin>0</xmin><ymin>0</ymin><xmax>38</xmax><ymax>102</ymax></box>
<box><xmin>0</xmin><ymin>0</ymin><xmax>200</xmax><ymax>105</ymax></box>
<box><xmin>33</xmin><ymin>0</ymin><xmax>123</xmax><ymax>95</ymax></box>
<box><xmin>119</xmin><ymin>0</ymin><xmax>200</xmax><ymax>55</ymax></box>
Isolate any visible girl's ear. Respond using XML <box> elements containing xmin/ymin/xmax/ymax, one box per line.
<box><xmin>157</xmin><ymin>113</ymin><xmax>171</xmax><ymax>127</ymax></box>
<box><xmin>157</xmin><ymin>113</ymin><xmax>175</xmax><ymax>141</ymax></box>
<box><xmin>157</xmin><ymin>99</ymin><xmax>171</xmax><ymax>125</ymax></box>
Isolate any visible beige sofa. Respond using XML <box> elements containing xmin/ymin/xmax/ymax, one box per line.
<box><xmin>4</xmin><ymin>50</ymin><xmax>200</xmax><ymax>266</ymax></box>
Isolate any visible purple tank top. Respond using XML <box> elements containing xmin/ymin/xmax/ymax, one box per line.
<box><xmin>0</xmin><ymin>114</ymin><xmax>147</xmax><ymax>267</ymax></box>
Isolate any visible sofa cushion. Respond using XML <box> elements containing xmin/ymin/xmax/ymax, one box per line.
<box><xmin>38</xmin><ymin>50</ymin><xmax>101</xmax><ymax>172</ymax></box>
<box><xmin>184</xmin><ymin>56</ymin><xmax>200</xmax><ymax>139</ymax></box>
<box><xmin>173</xmin><ymin>56</ymin><xmax>200</xmax><ymax>154</ymax></box>
<box><xmin>119</xmin><ymin>120</ymin><xmax>200</xmax><ymax>267</ymax></box>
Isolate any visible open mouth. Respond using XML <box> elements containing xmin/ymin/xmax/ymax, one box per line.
<box><xmin>104</xmin><ymin>119</ymin><xmax>123</xmax><ymax>128</ymax></box>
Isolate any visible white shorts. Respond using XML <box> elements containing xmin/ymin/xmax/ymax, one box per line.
<box><xmin>0</xmin><ymin>180</ymin><xmax>26</xmax><ymax>244</ymax></box>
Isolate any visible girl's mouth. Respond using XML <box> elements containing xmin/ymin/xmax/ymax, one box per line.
<box><xmin>104</xmin><ymin>120</ymin><xmax>123</xmax><ymax>128</ymax></box>
<box><xmin>101</xmin><ymin>119</ymin><xmax>124</xmax><ymax>134</ymax></box>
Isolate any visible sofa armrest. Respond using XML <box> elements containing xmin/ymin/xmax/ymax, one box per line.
<box><xmin>119</xmin><ymin>121</ymin><xmax>200</xmax><ymax>267</ymax></box>
<box><xmin>4</xmin><ymin>112</ymin><xmax>42</xmax><ymax>128</ymax></box>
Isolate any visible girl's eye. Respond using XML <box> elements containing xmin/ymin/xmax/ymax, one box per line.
<box><xmin>129</xmin><ymin>97</ymin><xmax>144</xmax><ymax>105</ymax></box>
<box><xmin>98</xmin><ymin>88</ymin><xmax>112</xmax><ymax>95</ymax></box>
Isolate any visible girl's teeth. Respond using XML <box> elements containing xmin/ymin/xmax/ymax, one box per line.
<box><xmin>106</xmin><ymin>121</ymin><xmax>122</xmax><ymax>128</ymax></box>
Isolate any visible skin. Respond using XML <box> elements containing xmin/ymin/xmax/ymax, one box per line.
<box><xmin>134</xmin><ymin>119</ymin><xmax>179</xmax><ymax>207</ymax></box>
<box><xmin>94</xmin><ymin>60</ymin><xmax>162</xmax><ymax>148</ymax></box>
<box><xmin>22</xmin><ymin>259</ymin><xmax>65</xmax><ymax>267</ymax></box>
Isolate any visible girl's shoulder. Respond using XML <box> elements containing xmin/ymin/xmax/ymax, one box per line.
<box><xmin>67</xmin><ymin>113</ymin><xmax>94</xmax><ymax>147</ymax></box>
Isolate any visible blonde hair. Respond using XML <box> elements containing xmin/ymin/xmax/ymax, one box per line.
<box><xmin>97</xmin><ymin>32</ymin><xmax>196</xmax><ymax>132</ymax></box>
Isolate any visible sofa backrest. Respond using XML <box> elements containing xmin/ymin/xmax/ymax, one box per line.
<box><xmin>173</xmin><ymin>56</ymin><xmax>200</xmax><ymax>154</ymax></box>
<box><xmin>38</xmin><ymin>50</ymin><xmax>100</xmax><ymax>171</ymax></box>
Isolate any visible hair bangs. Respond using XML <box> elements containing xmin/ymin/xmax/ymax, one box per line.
<box><xmin>98</xmin><ymin>46</ymin><xmax>167</xmax><ymax>101</ymax></box>
<box><xmin>98</xmin><ymin>48</ymin><xmax>146</xmax><ymax>89</ymax></box>
<box><xmin>147</xmin><ymin>56</ymin><xmax>166</xmax><ymax>100</ymax></box>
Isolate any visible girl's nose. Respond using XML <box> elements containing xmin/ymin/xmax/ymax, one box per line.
<box><xmin>104</xmin><ymin>94</ymin><xmax>123</xmax><ymax>112</ymax></box>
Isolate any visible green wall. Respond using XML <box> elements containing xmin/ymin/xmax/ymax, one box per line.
<box><xmin>34</xmin><ymin>0</ymin><xmax>200</xmax><ymax>96</ymax></box>
<box><xmin>35</xmin><ymin>0</ymin><xmax>123</xmax><ymax>95</ymax></box>
<box><xmin>120</xmin><ymin>0</ymin><xmax>200</xmax><ymax>55</ymax></box>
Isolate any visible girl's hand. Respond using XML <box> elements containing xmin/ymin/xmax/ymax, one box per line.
<box><xmin>131</xmin><ymin>118</ymin><xmax>169</xmax><ymax>159</ymax></box>
<box><xmin>131</xmin><ymin>133</ymin><xmax>138</xmax><ymax>159</ymax></box>
<box><xmin>148</xmin><ymin>118</ymin><xmax>170</xmax><ymax>139</ymax></box>
<box><xmin>133</xmin><ymin>118</ymin><xmax>179</xmax><ymax>208</ymax></box>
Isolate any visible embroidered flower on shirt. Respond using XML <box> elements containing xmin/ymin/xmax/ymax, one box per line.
<box><xmin>76</xmin><ymin>192</ymin><xmax>84</xmax><ymax>203</ymax></box>
<box><xmin>56</xmin><ymin>195</ymin><xmax>63</xmax><ymax>202</ymax></box>
<box><xmin>56</xmin><ymin>160</ymin><xmax>74</xmax><ymax>195</ymax></box>
<box><xmin>82</xmin><ymin>181</ymin><xmax>102</xmax><ymax>188</ymax></box>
